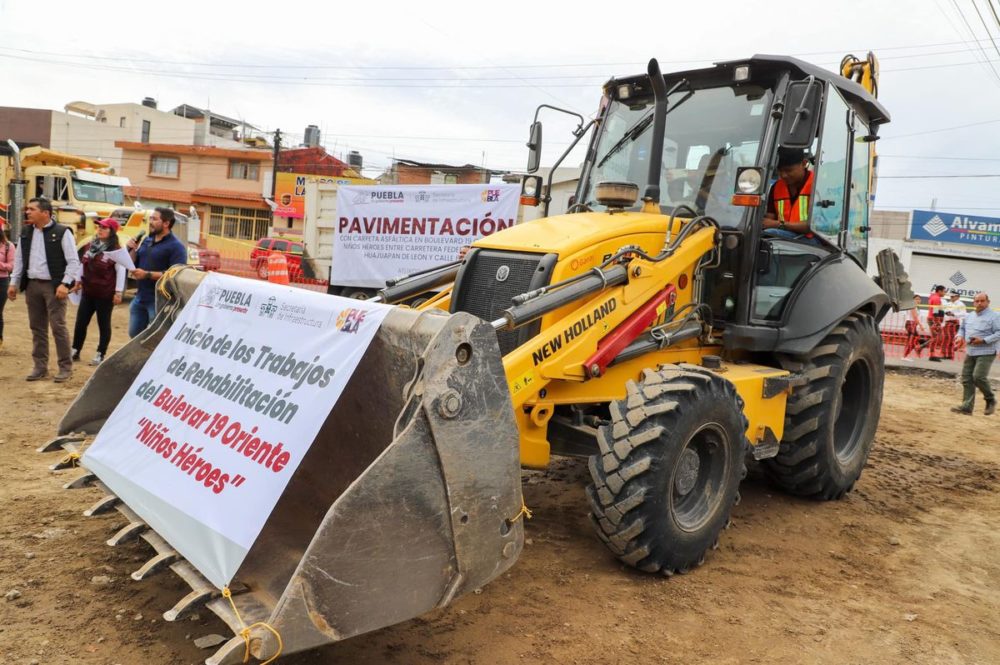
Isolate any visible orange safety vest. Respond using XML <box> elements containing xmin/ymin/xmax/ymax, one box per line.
<box><xmin>772</xmin><ymin>170</ymin><xmax>814</xmax><ymax>222</ymax></box>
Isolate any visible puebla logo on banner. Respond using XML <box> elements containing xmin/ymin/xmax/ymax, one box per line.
<box><xmin>82</xmin><ymin>273</ymin><xmax>391</xmax><ymax>588</ymax></box>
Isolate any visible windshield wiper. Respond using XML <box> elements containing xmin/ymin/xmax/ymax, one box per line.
<box><xmin>596</xmin><ymin>110</ymin><xmax>654</xmax><ymax>168</ymax></box>
<box><xmin>595</xmin><ymin>84</ymin><xmax>696</xmax><ymax>169</ymax></box>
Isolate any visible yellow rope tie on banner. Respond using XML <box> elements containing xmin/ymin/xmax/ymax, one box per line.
<box><xmin>155</xmin><ymin>264</ymin><xmax>188</xmax><ymax>300</ymax></box>
<box><xmin>508</xmin><ymin>498</ymin><xmax>533</xmax><ymax>523</ymax></box>
<box><xmin>221</xmin><ymin>586</ymin><xmax>284</xmax><ymax>665</ymax></box>
<box><xmin>61</xmin><ymin>452</ymin><xmax>80</xmax><ymax>467</ymax></box>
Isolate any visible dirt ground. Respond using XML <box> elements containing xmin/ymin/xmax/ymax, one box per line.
<box><xmin>1</xmin><ymin>296</ymin><xmax>998</xmax><ymax>665</ymax></box>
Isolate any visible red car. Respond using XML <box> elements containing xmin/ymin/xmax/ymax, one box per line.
<box><xmin>250</xmin><ymin>237</ymin><xmax>306</xmax><ymax>280</ymax></box>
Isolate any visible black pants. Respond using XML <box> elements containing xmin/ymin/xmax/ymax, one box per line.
<box><xmin>72</xmin><ymin>294</ymin><xmax>114</xmax><ymax>355</ymax></box>
<box><xmin>0</xmin><ymin>277</ymin><xmax>8</xmax><ymax>339</ymax></box>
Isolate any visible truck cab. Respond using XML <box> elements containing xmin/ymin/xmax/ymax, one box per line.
<box><xmin>2</xmin><ymin>145</ymin><xmax>132</xmax><ymax>242</ymax></box>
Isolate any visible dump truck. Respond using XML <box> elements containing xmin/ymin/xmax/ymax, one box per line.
<box><xmin>0</xmin><ymin>142</ymin><xmax>133</xmax><ymax>242</ymax></box>
<box><xmin>41</xmin><ymin>52</ymin><xmax>913</xmax><ymax>663</ymax></box>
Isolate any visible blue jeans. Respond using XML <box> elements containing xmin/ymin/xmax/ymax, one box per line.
<box><xmin>762</xmin><ymin>228</ymin><xmax>824</xmax><ymax>245</ymax></box>
<box><xmin>129</xmin><ymin>298</ymin><xmax>157</xmax><ymax>338</ymax></box>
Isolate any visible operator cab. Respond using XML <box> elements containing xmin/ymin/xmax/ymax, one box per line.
<box><xmin>531</xmin><ymin>55</ymin><xmax>888</xmax><ymax>345</ymax></box>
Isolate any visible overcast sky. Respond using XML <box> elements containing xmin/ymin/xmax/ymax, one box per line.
<box><xmin>4</xmin><ymin>0</ymin><xmax>1000</xmax><ymax>224</ymax></box>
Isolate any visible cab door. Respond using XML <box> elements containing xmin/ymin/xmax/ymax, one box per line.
<box><xmin>751</xmin><ymin>82</ymin><xmax>850</xmax><ymax>322</ymax></box>
<box><xmin>810</xmin><ymin>86</ymin><xmax>850</xmax><ymax>244</ymax></box>
<box><xmin>844</xmin><ymin>114</ymin><xmax>871</xmax><ymax>268</ymax></box>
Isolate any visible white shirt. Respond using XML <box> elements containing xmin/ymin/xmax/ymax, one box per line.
<box><xmin>941</xmin><ymin>298</ymin><xmax>967</xmax><ymax>323</ymax></box>
<box><xmin>9</xmin><ymin>221</ymin><xmax>81</xmax><ymax>288</ymax></box>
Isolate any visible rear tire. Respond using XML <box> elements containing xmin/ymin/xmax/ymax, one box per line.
<box><xmin>587</xmin><ymin>364</ymin><xmax>748</xmax><ymax>575</ymax></box>
<box><xmin>341</xmin><ymin>287</ymin><xmax>377</xmax><ymax>300</ymax></box>
<box><xmin>762</xmin><ymin>313</ymin><xmax>884</xmax><ymax>499</ymax></box>
<box><xmin>257</xmin><ymin>261</ymin><xmax>268</xmax><ymax>280</ymax></box>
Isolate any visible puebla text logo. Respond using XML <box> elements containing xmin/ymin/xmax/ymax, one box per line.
<box><xmin>215</xmin><ymin>288</ymin><xmax>252</xmax><ymax>314</ymax></box>
<box><xmin>371</xmin><ymin>190</ymin><xmax>404</xmax><ymax>203</ymax></box>
<box><xmin>482</xmin><ymin>188</ymin><xmax>501</xmax><ymax>203</ymax></box>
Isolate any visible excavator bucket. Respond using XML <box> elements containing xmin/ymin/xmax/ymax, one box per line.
<box><xmin>48</xmin><ymin>268</ymin><xmax>524</xmax><ymax>663</ymax></box>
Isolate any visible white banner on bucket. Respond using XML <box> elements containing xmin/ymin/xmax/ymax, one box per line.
<box><xmin>331</xmin><ymin>184</ymin><xmax>519</xmax><ymax>286</ymax></box>
<box><xmin>82</xmin><ymin>272</ymin><xmax>391</xmax><ymax>588</ymax></box>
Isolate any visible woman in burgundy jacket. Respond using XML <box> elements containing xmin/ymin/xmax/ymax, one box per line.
<box><xmin>72</xmin><ymin>218</ymin><xmax>126</xmax><ymax>365</ymax></box>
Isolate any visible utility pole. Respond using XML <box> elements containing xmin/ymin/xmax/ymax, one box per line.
<box><xmin>271</xmin><ymin>128</ymin><xmax>282</xmax><ymax>205</ymax></box>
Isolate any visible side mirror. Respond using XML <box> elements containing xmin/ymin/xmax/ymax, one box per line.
<box><xmin>778</xmin><ymin>78</ymin><xmax>823</xmax><ymax>149</ymax></box>
<box><xmin>526</xmin><ymin>121</ymin><xmax>542</xmax><ymax>173</ymax></box>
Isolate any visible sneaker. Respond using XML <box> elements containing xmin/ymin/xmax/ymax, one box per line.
<box><xmin>53</xmin><ymin>370</ymin><xmax>72</xmax><ymax>383</ymax></box>
<box><xmin>26</xmin><ymin>370</ymin><xmax>49</xmax><ymax>382</ymax></box>
<box><xmin>986</xmin><ymin>401</ymin><xmax>997</xmax><ymax>416</ymax></box>
<box><xmin>71</xmin><ymin>348</ymin><xmax>81</xmax><ymax>362</ymax></box>
<box><xmin>90</xmin><ymin>352</ymin><xmax>105</xmax><ymax>366</ymax></box>
<box><xmin>929</xmin><ymin>357</ymin><xmax>942</xmax><ymax>362</ymax></box>
<box><xmin>950</xmin><ymin>405</ymin><xmax>973</xmax><ymax>415</ymax></box>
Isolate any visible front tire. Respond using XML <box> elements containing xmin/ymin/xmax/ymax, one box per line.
<box><xmin>762</xmin><ymin>313</ymin><xmax>884</xmax><ymax>499</ymax></box>
<box><xmin>587</xmin><ymin>364</ymin><xmax>748</xmax><ymax>575</ymax></box>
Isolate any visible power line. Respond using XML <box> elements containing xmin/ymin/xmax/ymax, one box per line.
<box><xmin>7</xmin><ymin>45</ymin><xmax>1000</xmax><ymax>85</ymax></box>
<box><xmin>879</xmin><ymin>117</ymin><xmax>1000</xmax><ymax>140</ymax></box>
<box><xmin>880</xmin><ymin>153</ymin><xmax>1000</xmax><ymax>161</ymax></box>
<box><xmin>972</xmin><ymin>0</ymin><xmax>1000</xmax><ymax>64</ymax></box>
<box><xmin>880</xmin><ymin>173</ymin><xmax>1000</xmax><ymax>178</ymax></box>
<box><xmin>9</xmin><ymin>38</ymin><xmax>1000</xmax><ymax>69</ymax></box>
<box><xmin>949</xmin><ymin>0</ymin><xmax>1000</xmax><ymax>84</ymax></box>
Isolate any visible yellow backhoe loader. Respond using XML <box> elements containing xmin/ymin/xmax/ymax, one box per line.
<box><xmin>41</xmin><ymin>53</ymin><xmax>913</xmax><ymax>662</ymax></box>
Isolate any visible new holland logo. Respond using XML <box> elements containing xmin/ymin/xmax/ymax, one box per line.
<box><xmin>922</xmin><ymin>214</ymin><xmax>949</xmax><ymax>237</ymax></box>
<box><xmin>496</xmin><ymin>265</ymin><xmax>510</xmax><ymax>282</ymax></box>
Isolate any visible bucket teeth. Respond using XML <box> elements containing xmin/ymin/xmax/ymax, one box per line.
<box><xmin>49</xmin><ymin>455</ymin><xmax>83</xmax><ymax>472</ymax></box>
<box><xmin>83</xmin><ymin>494</ymin><xmax>120</xmax><ymax>517</ymax></box>
<box><xmin>63</xmin><ymin>471</ymin><xmax>96</xmax><ymax>490</ymax></box>
<box><xmin>107</xmin><ymin>521</ymin><xmax>148</xmax><ymax>547</ymax></box>
<box><xmin>131</xmin><ymin>551</ymin><xmax>179</xmax><ymax>581</ymax></box>
<box><xmin>163</xmin><ymin>589</ymin><xmax>216</xmax><ymax>622</ymax></box>
<box><xmin>37</xmin><ymin>434</ymin><xmax>85</xmax><ymax>453</ymax></box>
<box><xmin>206</xmin><ymin>593</ymin><xmax>270</xmax><ymax>639</ymax></box>
<box><xmin>205</xmin><ymin>636</ymin><xmax>256</xmax><ymax>665</ymax></box>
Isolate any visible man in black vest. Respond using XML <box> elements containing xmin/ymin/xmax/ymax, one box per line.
<box><xmin>6</xmin><ymin>197</ymin><xmax>81</xmax><ymax>382</ymax></box>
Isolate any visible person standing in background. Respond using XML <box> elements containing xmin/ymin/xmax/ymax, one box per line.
<box><xmin>127</xmin><ymin>207</ymin><xmax>186</xmax><ymax>338</ymax></box>
<box><xmin>902</xmin><ymin>294</ymin><xmax>927</xmax><ymax>361</ymax></box>
<box><xmin>951</xmin><ymin>293</ymin><xmax>1000</xmax><ymax>416</ymax></box>
<box><xmin>0</xmin><ymin>226</ymin><xmax>15</xmax><ymax>352</ymax></box>
<box><xmin>927</xmin><ymin>285</ymin><xmax>946</xmax><ymax>362</ymax></box>
<box><xmin>941</xmin><ymin>291</ymin><xmax>967</xmax><ymax>360</ymax></box>
<box><xmin>6</xmin><ymin>197</ymin><xmax>81</xmax><ymax>382</ymax></box>
<box><xmin>72</xmin><ymin>218</ymin><xmax>126</xmax><ymax>366</ymax></box>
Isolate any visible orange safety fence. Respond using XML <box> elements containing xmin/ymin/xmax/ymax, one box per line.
<box><xmin>190</xmin><ymin>243</ymin><xmax>329</xmax><ymax>293</ymax></box>
<box><xmin>879</xmin><ymin>304</ymin><xmax>999</xmax><ymax>362</ymax></box>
